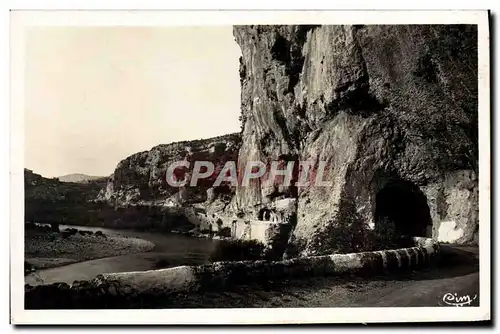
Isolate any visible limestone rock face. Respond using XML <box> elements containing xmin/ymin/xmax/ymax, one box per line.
<box><xmin>96</xmin><ymin>25</ymin><xmax>478</xmax><ymax>256</ymax></box>
<box><xmin>98</xmin><ymin>133</ymin><xmax>241</xmax><ymax>208</ymax></box>
<box><xmin>232</xmin><ymin>25</ymin><xmax>478</xmax><ymax>255</ymax></box>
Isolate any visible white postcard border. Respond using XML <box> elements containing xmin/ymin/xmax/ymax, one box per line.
<box><xmin>10</xmin><ymin>10</ymin><xmax>491</xmax><ymax>324</ymax></box>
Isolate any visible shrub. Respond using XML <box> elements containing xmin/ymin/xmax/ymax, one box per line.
<box><xmin>199</xmin><ymin>228</ymin><xmax>212</xmax><ymax>235</ymax></box>
<box><xmin>24</xmin><ymin>261</ymin><xmax>34</xmax><ymax>276</ymax></box>
<box><xmin>371</xmin><ymin>217</ymin><xmax>416</xmax><ymax>250</ymax></box>
<box><xmin>217</xmin><ymin>227</ymin><xmax>231</xmax><ymax>238</ymax></box>
<box><xmin>209</xmin><ymin>239</ymin><xmax>265</xmax><ymax>262</ymax></box>
<box><xmin>61</xmin><ymin>227</ymin><xmax>79</xmax><ymax>239</ymax></box>
<box><xmin>63</xmin><ymin>228</ymin><xmax>78</xmax><ymax>235</ymax></box>
<box><xmin>61</xmin><ymin>230</ymin><xmax>72</xmax><ymax>239</ymax></box>
<box><xmin>318</xmin><ymin>199</ymin><xmax>419</xmax><ymax>254</ymax></box>
<box><xmin>216</xmin><ymin>219</ymin><xmax>223</xmax><ymax>229</ymax></box>
<box><xmin>95</xmin><ymin>231</ymin><xmax>106</xmax><ymax>238</ymax></box>
<box><xmin>373</xmin><ymin>217</ymin><xmax>397</xmax><ymax>243</ymax></box>
<box><xmin>310</xmin><ymin>198</ymin><xmax>377</xmax><ymax>255</ymax></box>
<box><xmin>283</xmin><ymin>236</ymin><xmax>307</xmax><ymax>259</ymax></box>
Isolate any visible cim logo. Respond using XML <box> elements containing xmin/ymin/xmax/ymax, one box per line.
<box><xmin>442</xmin><ymin>293</ymin><xmax>478</xmax><ymax>307</ymax></box>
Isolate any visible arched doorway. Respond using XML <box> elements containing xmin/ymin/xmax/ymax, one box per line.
<box><xmin>258</xmin><ymin>208</ymin><xmax>273</xmax><ymax>221</ymax></box>
<box><xmin>374</xmin><ymin>180</ymin><xmax>432</xmax><ymax>237</ymax></box>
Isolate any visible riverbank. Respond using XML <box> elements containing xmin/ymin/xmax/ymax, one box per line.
<box><xmin>24</xmin><ymin>224</ymin><xmax>223</xmax><ymax>285</ymax></box>
<box><xmin>25</xmin><ymin>227</ymin><xmax>155</xmax><ymax>271</ymax></box>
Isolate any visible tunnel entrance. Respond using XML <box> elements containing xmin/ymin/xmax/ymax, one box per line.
<box><xmin>374</xmin><ymin>180</ymin><xmax>432</xmax><ymax>237</ymax></box>
<box><xmin>258</xmin><ymin>208</ymin><xmax>273</xmax><ymax>221</ymax></box>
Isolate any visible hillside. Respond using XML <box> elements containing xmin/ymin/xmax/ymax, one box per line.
<box><xmin>97</xmin><ymin>132</ymin><xmax>241</xmax><ymax>207</ymax></box>
<box><xmin>24</xmin><ymin>168</ymin><xmax>195</xmax><ymax>232</ymax></box>
<box><xmin>24</xmin><ymin>169</ymin><xmax>107</xmax><ymax>225</ymax></box>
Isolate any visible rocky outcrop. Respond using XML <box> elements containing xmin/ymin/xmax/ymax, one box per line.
<box><xmin>98</xmin><ymin>133</ymin><xmax>241</xmax><ymax>209</ymax></box>
<box><xmin>230</xmin><ymin>25</ymin><xmax>478</xmax><ymax>255</ymax></box>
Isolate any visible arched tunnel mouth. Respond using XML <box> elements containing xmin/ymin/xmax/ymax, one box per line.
<box><xmin>258</xmin><ymin>208</ymin><xmax>269</xmax><ymax>221</ymax></box>
<box><xmin>374</xmin><ymin>180</ymin><xmax>433</xmax><ymax>238</ymax></box>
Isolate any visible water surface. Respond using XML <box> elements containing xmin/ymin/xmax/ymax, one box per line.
<box><xmin>26</xmin><ymin>224</ymin><xmax>221</xmax><ymax>285</ymax></box>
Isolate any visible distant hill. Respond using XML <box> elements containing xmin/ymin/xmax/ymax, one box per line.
<box><xmin>24</xmin><ymin>169</ymin><xmax>108</xmax><ymax>225</ymax></box>
<box><xmin>57</xmin><ymin>173</ymin><xmax>107</xmax><ymax>183</ymax></box>
<box><xmin>24</xmin><ymin>169</ymin><xmax>194</xmax><ymax>231</ymax></box>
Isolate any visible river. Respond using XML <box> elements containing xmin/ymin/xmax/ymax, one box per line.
<box><xmin>25</xmin><ymin>224</ymin><xmax>222</xmax><ymax>286</ymax></box>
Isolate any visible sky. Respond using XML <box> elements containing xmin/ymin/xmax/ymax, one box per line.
<box><xmin>24</xmin><ymin>26</ymin><xmax>242</xmax><ymax>178</ymax></box>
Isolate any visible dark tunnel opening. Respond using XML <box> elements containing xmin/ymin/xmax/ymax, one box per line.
<box><xmin>258</xmin><ymin>208</ymin><xmax>273</xmax><ymax>221</ymax></box>
<box><xmin>374</xmin><ymin>180</ymin><xmax>433</xmax><ymax>237</ymax></box>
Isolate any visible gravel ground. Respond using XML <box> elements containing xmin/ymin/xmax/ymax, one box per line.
<box><xmin>25</xmin><ymin>230</ymin><xmax>155</xmax><ymax>270</ymax></box>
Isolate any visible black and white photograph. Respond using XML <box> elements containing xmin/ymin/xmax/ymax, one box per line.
<box><xmin>9</xmin><ymin>10</ymin><xmax>490</xmax><ymax>325</ymax></box>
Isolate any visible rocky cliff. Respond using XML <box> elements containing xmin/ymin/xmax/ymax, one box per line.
<box><xmin>99</xmin><ymin>25</ymin><xmax>478</xmax><ymax>256</ymax></box>
<box><xmin>230</xmin><ymin>25</ymin><xmax>478</xmax><ymax>255</ymax></box>
<box><xmin>98</xmin><ymin>133</ymin><xmax>241</xmax><ymax>210</ymax></box>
